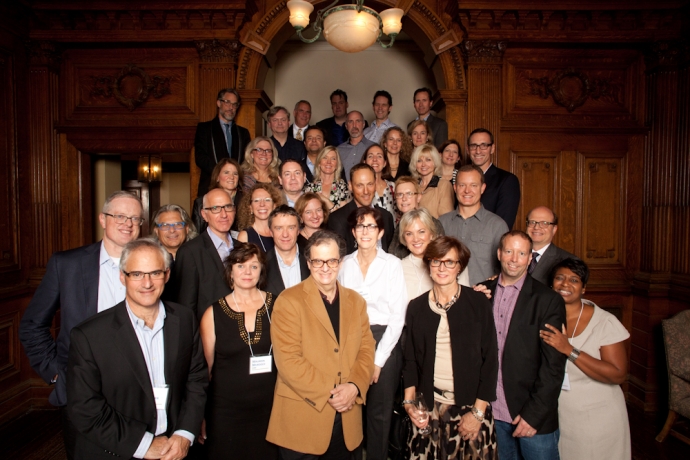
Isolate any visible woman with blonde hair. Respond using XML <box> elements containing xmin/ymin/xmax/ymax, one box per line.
<box><xmin>305</xmin><ymin>145</ymin><xmax>351</xmax><ymax>211</ymax></box>
<box><xmin>381</xmin><ymin>126</ymin><xmax>413</xmax><ymax>181</ymax></box>
<box><xmin>241</xmin><ymin>136</ymin><xmax>281</xmax><ymax>192</ymax></box>
<box><xmin>236</xmin><ymin>183</ymin><xmax>285</xmax><ymax>253</ymax></box>
<box><xmin>409</xmin><ymin>144</ymin><xmax>454</xmax><ymax>218</ymax></box>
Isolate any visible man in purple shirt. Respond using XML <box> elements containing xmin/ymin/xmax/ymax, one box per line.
<box><xmin>483</xmin><ymin>230</ymin><xmax>566</xmax><ymax>460</ymax></box>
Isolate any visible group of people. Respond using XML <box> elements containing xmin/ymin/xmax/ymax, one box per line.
<box><xmin>17</xmin><ymin>86</ymin><xmax>632</xmax><ymax>460</ymax></box>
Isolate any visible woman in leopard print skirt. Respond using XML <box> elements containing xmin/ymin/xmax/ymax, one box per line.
<box><xmin>403</xmin><ymin>236</ymin><xmax>499</xmax><ymax>460</ymax></box>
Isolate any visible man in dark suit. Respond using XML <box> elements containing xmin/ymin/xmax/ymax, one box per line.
<box><xmin>19</xmin><ymin>190</ymin><xmax>143</xmax><ymax>459</ymax></box>
<box><xmin>265</xmin><ymin>206</ymin><xmax>309</xmax><ymax>298</ymax></box>
<box><xmin>301</xmin><ymin>125</ymin><xmax>326</xmax><ymax>183</ymax></box>
<box><xmin>169</xmin><ymin>188</ymin><xmax>236</xmax><ymax>321</ymax></box>
<box><xmin>483</xmin><ymin>230</ymin><xmax>566</xmax><ymax>460</ymax></box>
<box><xmin>468</xmin><ymin>128</ymin><xmax>521</xmax><ymax>229</ymax></box>
<box><xmin>316</xmin><ymin>89</ymin><xmax>350</xmax><ymax>146</ymax></box>
<box><xmin>526</xmin><ymin>206</ymin><xmax>578</xmax><ymax>286</ymax></box>
<box><xmin>327</xmin><ymin>164</ymin><xmax>395</xmax><ymax>254</ymax></box>
<box><xmin>195</xmin><ymin>88</ymin><xmax>251</xmax><ymax>196</ymax></box>
<box><xmin>407</xmin><ymin>87</ymin><xmax>448</xmax><ymax>148</ymax></box>
<box><xmin>288</xmin><ymin>100</ymin><xmax>312</xmax><ymax>142</ymax></box>
<box><xmin>268</xmin><ymin>106</ymin><xmax>307</xmax><ymax>163</ymax></box>
<box><xmin>67</xmin><ymin>238</ymin><xmax>207</xmax><ymax>460</ymax></box>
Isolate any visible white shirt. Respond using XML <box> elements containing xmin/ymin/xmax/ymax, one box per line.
<box><xmin>97</xmin><ymin>243</ymin><xmax>126</xmax><ymax>313</ymax></box>
<box><xmin>126</xmin><ymin>302</ymin><xmax>194</xmax><ymax>458</ymax></box>
<box><xmin>207</xmin><ymin>227</ymin><xmax>234</xmax><ymax>262</ymax></box>
<box><xmin>533</xmin><ymin>242</ymin><xmax>551</xmax><ymax>264</ymax></box>
<box><xmin>276</xmin><ymin>248</ymin><xmax>302</xmax><ymax>289</ymax></box>
<box><xmin>337</xmin><ymin>248</ymin><xmax>407</xmax><ymax>368</ymax></box>
<box><xmin>292</xmin><ymin>124</ymin><xmax>308</xmax><ymax>139</ymax></box>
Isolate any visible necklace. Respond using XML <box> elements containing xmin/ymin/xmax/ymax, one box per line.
<box><xmin>255</xmin><ymin>231</ymin><xmax>267</xmax><ymax>252</ymax></box>
<box><xmin>432</xmin><ymin>283</ymin><xmax>461</xmax><ymax>311</ymax></box>
<box><xmin>570</xmin><ymin>301</ymin><xmax>585</xmax><ymax>340</ymax></box>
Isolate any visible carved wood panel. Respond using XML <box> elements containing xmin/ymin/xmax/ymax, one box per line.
<box><xmin>0</xmin><ymin>312</ymin><xmax>19</xmax><ymax>380</ymax></box>
<box><xmin>0</xmin><ymin>49</ymin><xmax>19</xmax><ymax>276</ymax></box>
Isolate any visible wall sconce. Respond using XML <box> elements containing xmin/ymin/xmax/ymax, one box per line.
<box><xmin>138</xmin><ymin>155</ymin><xmax>162</xmax><ymax>183</ymax></box>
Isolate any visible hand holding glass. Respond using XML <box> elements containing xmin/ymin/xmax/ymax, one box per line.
<box><xmin>415</xmin><ymin>392</ymin><xmax>432</xmax><ymax>436</ymax></box>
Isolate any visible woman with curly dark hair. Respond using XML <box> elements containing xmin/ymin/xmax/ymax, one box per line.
<box><xmin>381</xmin><ymin>126</ymin><xmax>413</xmax><ymax>181</ymax></box>
<box><xmin>236</xmin><ymin>183</ymin><xmax>284</xmax><ymax>253</ymax></box>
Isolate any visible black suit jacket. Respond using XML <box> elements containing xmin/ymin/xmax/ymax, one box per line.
<box><xmin>272</xmin><ymin>135</ymin><xmax>307</xmax><ymax>163</ymax></box>
<box><xmin>19</xmin><ymin>241</ymin><xmax>101</xmax><ymax>406</ymax></box>
<box><xmin>194</xmin><ymin>116</ymin><xmax>251</xmax><ymax>195</ymax></box>
<box><xmin>481</xmin><ymin>164</ymin><xmax>521</xmax><ymax>229</ymax></box>
<box><xmin>316</xmin><ymin>116</ymin><xmax>349</xmax><ymax>147</ymax></box>
<box><xmin>485</xmin><ymin>275</ymin><xmax>566</xmax><ymax>434</ymax></box>
<box><xmin>327</xmin><ymin>201</ymin><xmax>395</xmax><ymax>254</ymax></box>
<box><xmin>264</xmin><ymin>249</ymin><xmax>310</xmax><ymax>298</ymax></box>
<box><xmin>67</xmin><ymin>301</ymin><xmax>208</xmax><ymax>459</ymax></box>
<box><xmin>168</xmin><ymin>231</ymin><xmax>235</xmax><ymax>321</ymax></box>
<box><xmin>531</xmin><ymin>244</ymin><xmax>578</xmax><ymax>286</ymax></box>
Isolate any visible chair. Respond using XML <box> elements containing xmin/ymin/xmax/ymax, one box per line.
<box><xmin>656</xmin><ymin>309</ymin><xmax>690</xmax><ymax>444</ymax></box>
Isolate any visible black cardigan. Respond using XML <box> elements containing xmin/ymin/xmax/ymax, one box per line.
<box><xmin>403</xmin><ymin>286</ymin><xmax>499</xmax><ymax>410</ymax></box>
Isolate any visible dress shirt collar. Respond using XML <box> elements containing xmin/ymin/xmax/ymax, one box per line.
<box><xmin>125</xmin><ymin>300</ymin><xmax>166</xmax><ymax>333</ymax></box>
<box><xmin>535</xmin><ymin>243</ymin><xmax>551</xmax><ymax>258</ymax></box>
<box><xmin>276</xmin><ymin>247</ymin><xmax>300</xmax><ymax>269</ymax></box>
<box><xmin>455</xmin><ymin>203</ymin><xmax>489</xmax><ymax>221</ymax></box>
<box><xmin>293</xmin><ymin>124</ymin><xmax>308</xmax><ymax>137</ymax></box>
<box><xmin>207</xmin><ymin>226</ymin><xmax>233</xmax><ymax>251</ymax></box>
<box><xmin>99</xmin><ymin>241</ymin><xmax>119</xmax><ymax>268</ymax></box>
<box><xmin>497</xmin><ymin>272</ymin><xmax>528</xmax><ymax>291</ymax></box>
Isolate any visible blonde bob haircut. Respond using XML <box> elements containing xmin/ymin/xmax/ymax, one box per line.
<box><xmin>409</xmin><ymin>144</ymin><xmax>443</xmax><ymax>179</ymax></box>
<box><xmin>241</xmin><ymin>136</ymin><xmax>280</xmax><ymax>182</ymax></box>
<box><xmin>398</xmin><ymin>208</ymin><xmax>439</xmax><ymax>246</ymax></box>
<box><xmin>313</xmin><ymin>145</ymin><xmax>344</xmax><ymax>182</ymax></box>
<box><xmin>394</xmin><ymin>176</ymin><xmax>421</xmax><ymax>195</ymax></box>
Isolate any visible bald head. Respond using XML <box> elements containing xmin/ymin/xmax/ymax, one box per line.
<box><xmin>526</xmin><ymin>206</ymin><xmax>558</xmax><ymax>251</ymax></box>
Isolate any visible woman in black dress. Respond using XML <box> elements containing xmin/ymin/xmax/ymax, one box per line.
<box><xmin>381</xmin><ymin>126</ymin><xmax>413</xmax><ymax>181</ymax></box>
<box><xmin>294</xmin><ymin>192</ymin><xmax>330</xmax><ymax>252</ymax></box>
<box><xmin>236</xmin><ymin>183</ymin><xmax>284</xmax><ymax>253</ymax></box>
<box><xmin>199</xmin><ymin>242</ymin><xmax>278</xmax><ymax>459</ymax></box>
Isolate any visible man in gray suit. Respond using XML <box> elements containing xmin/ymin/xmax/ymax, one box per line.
<box><xmin>407</xmin><ymin>87</ymin><xmax>448</xmax><ymax>149</ymax></box>
<box><xmin>525</xmin><ymin>206</ymin><xmax>578</xmax><ymax>285</ymax></box>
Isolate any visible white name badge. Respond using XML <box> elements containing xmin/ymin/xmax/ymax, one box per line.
<box><xmin>562</xmin><ymin>371</ymin><xmax>571</xmax><ymax>391</ymax></box>
<box><xmin>250</xmin><ymin>354</ymin><xmax>273</xmax><ymax>374</ymax></box>
<box><xmin>355</xmin><ymin>285</ymin><xmax>371</xmax><ymax>301</ymax></box>
<box><xmin>153</xmin><ymin>386</ymin><xmax>169</xmax><ymax>410</ymax></box>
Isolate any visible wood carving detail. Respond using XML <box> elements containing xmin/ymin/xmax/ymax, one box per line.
<box><xmin>89</xmin><ymin>64</ymin><xmax>171</xmax><ymax>111</ymax></box>
<box><xmin>463</xmin><ymin>40</ymin><xmax>506</xmax><ymax>63</ymax></box>
<box><xmin>27</xmin><ymin>41</ymin><xmax>62</xmax><ymax>72</ymax></box>
<box><xmin>528</xmin><ymin>68</ymin><xmax>623</xmax><ymax>112</ymax></box>
<box><xmin>196</xmin><ymin>39</ymin><xmax>241</xmax><ymax>63</ymax></box>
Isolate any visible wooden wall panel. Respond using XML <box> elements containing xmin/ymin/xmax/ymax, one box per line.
<box><xmin>513</xmin><ymin>151</ymin><xmax>559</xmax><ymax>225</ymax></box>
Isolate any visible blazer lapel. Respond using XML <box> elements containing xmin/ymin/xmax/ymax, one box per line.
<box><xmin>337</xmin><ymin>285</ymin><xmax>355</xmax><ymax>350</ymax></box>
<box><xmin>298</xmin><ymin>252</ymin><xmax>310</xmax><ymax>281</ymax></box>
<box><xmin>162</xmin><ymin>304</ymin><xmax>180</xmax><ymax>385</ymax></box>
<box><xmin>303</xmin><ymin>278</ymin><xmax>338</xmax><ymax>344</ymax></box>
<box><xmin>267</xmin><ymin>250</ymin><xmax>286</xmax><ymax>294</ymax></box>
<box><xmin>504</xmin><ymin>276</ymin><xmax>534</xmax><ymax>346</ymax></box>
<box><xmin>211</xmin><ymin>117</ymin><xmax>229</xmax><ymax>160</ymax></box>
<box><xmin>202</xmin><ymin>232</ymin><xmax>225</xmax><ymax>274</ymax></box>
<box><xmin>112</xmin><ymin>303</ymin><xmax>155</xmax><ymax>400</ymax></box>
<box><xmin>83</xmin><ymin>242</ymin><xmax>102</xmax><ymax>317</ymax></box>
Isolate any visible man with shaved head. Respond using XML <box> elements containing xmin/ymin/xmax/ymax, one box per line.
<box><xmin>524</xmin><ymin>205</ymin><xmax>578</xmax><ymax>285</ymax></box>
<box><xmin>337</xmin><ymin>111</ymin><xmax>376</xmax><ymax>179</ymax></box>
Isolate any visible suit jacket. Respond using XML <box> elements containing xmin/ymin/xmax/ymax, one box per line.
<box><xmin>481</xmin><ymin>164</ymin><xmax>521</xmax><ymax>229</ymax></box>
<box><xmin>407</xmin><ymin>114</ymin><xmax>448</xmax><ymax>149</ymax></box>
<box><xmin>316</xmin><ymin>116</ymin><xmax>349</xmax><ymax>147</ymax></box>
<box><xmin>272</xmin><ymin>135</ymin><xmax>307</xmax><ymax>163</ymax></box>
<box><xmin>19</xmin><ymin>241</ymin><xmax>102</xmax><ymax>406</ymax></box>
<box><xmin>168</xmin><ymin>231</ymin><xmax>235</xmax><ymax>321</ymax></box>
<box><xmin>327</xmin><ymin>200</ymin><xmax>395</xmax><ymax>254</ymax></box>
<box><xmin>67</xmin><ymin>301</ymin><xmax>208</xmax><ymax>459</ymax></box>
<box><xmin>485</xmin><ymin>275</ymin><xmax>566</xmax><ymax>434</ymax></box>
<box><xmin>194</xmin><ymin>116</ymin><xmax>251</xmax><ymax>195</ymax></box>
<box><xmin>264</xmin><ymin>248</ymin><xmax>310</xmax><ymax>298</ymax></box>
<box><xmin>531</xmin><ymin>243</ymin><xmax>578</xmax><ymax>286</ymax></box>
<box><xmin>288</xmin><ymin>124</ymin><xmax>311</xmax><ymax>140</ymax></box>
<box><xmin>266</xmin><ymin>277</ymin><xmax>376</xmax><ymax>454</ymax></box>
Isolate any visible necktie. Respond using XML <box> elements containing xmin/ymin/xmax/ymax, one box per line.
<box><xmin>224</xmin><ymin>123</ymin><xmax>233</xmax><ymax>156</ymax></box>
<box><xmin>296</xmin><ymin>128</ymin><xmax>303</xmax><ymax>141</ymax></box>
<box><xmin>528</xmin><ymin>252</ymin><xmax>539</xmax><ymax>274</ymax></box>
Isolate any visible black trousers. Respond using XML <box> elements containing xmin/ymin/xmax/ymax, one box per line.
<box><xmin>365</xmin><ymin>324</ymin><xmax>403</xmax><ymax>460</ymax></box>
<box><xmin>61</xmin><ymin>406</ymin><xmax>77</xmax><ymax>460</ymax></box>
<box><xmin>279</xmin><ymin>413</ymin><xmax>359</xmax><ymax>460</ymax></box>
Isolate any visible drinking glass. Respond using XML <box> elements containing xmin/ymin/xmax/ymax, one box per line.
<box><xmin>415</xmin><ymin>392</ymin><xmax>432</xmax><ymax>436</ymax></box>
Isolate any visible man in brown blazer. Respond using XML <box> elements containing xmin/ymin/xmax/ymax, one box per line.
<box><xmin>267</xmin><ymin>230</ymin><xmax>376</xmax><ymax>459</ymax></box>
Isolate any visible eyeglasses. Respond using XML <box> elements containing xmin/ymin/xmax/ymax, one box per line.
<box><xmin>252</xmin><ymin>197</ymin><xmax>274</xmax><ymax>205</ymax></box>
<box><xmin>526</xmin><ymin>220</ymin><xmax>555</xmax><ymax>228</ymax></box>
<box><xmin>156</xmin><ymin>222</ymin><xmax>186</xmax><ymax>231</ymax></box>
<box><xmin>309</xmin><ymin>258</ymin><xmax>340</xmax><ymax>269</ymax></box>
<box><xmin>252</xmin><ymin>148</ymin><xmax>273</xmax><ymax>156</ymax></box>
<box><xmin>123</xmin><ymin>270</ymin><xmax>167</xmax><ymax>281</ymax></box>
<box><xmin>103</xmin><ymin>213</ymin><xmax>144</xmax><ymax>226</ymax></box>
<box><xmin>355</xmin><ymin>223</ymin><xmax>378</xmax><ymax>232</ymax></box>
<box><xmin>395</xmin><ymin>191</ymin><xmax>419</xmax><ymax>199</ymax></box>
<box><xmin>468</xmin><ymin>143</ymin><xmax>493</xmax><ymax>151</ymax></box>
<box><xmin>218</xmin><ymin>99</ymin><xmax>240</xmax><ymax>109</ymax></box>
<box><xmin>429</xmin><ymin>259</ymin><xmax>461</xmax><ymax>269</ymax></box>
<box><xmin>204</xmin><ymin>204</ymin><xmax>236</xmax><ymax>214</ymax></box>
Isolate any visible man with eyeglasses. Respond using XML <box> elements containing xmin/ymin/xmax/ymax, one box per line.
<box><xmin>169</xmin><ymin>188</ymin><xmax>238</xmax><ymax>322</ymax></box>
<box><xmin>439</xmin><ymin>165</ymin><xmax>508</xmax><ymax>286</ymax></box>
<box><xmin>467</xmin><ymin>128</ymin><xmax>521</xmax><ymax>229</ymax></box>
<box><xmin>194</xmin><ymin>88</ymin><xmax>251</xmax><ymax>196</ymax></box>
<box><xmin>268</xmin><ymin>105</ymin><xmax>307</xmax><ymax>163</ymax></box>
<box><xmin>267</xmin><ymin>230</ymin><xmax>375</xmax><ymax>459</ymax></box>
<box><xmin>66</xmin><ymin>238</ymin><xmax>208</xmax><ymax>460</ymax></box>
<box><xmin>151</xmin><ymin>204</ymin><xmax>196</xmax><ymax>263</ymax></box>
<box><xmin>19</xmin><ymin>190</ymin><xmax>144</xmax><ymax>458</ymax></box>
<box><xmin>524</xmin><ymin>206</ymin><xmax>578</xmax><ymax>285</ymax></box>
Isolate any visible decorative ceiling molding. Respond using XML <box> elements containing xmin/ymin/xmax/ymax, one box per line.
<box><xmin>196</xmin><ymin>39</ymin><xmax>241</xmax><ymax>64</ymax></box>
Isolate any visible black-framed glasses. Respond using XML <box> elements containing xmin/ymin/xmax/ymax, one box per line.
<box><xmin>526</xmin><ymin>220</ymin><xmax>555</xmax><ymax>228</ymax></box>
<box><xmin>103</xmin><ymin>213</ymin><xmax>144</xmax><ymax>226</ymax></box>
<box><xmin>309</xmin><ymin>258</ymin><xmax>340</xmax><ymax>269</ymax></box>
<box><xmin>203</xmin><ymin>204</ymin><xmax>236</xmax><ymax>214</ymax></box>
<box><xmin>355</xmin><ymin>223</ymin><xmax>378</xmax><ymax>232</ymax></box>
<box><xmin>156</xmin><ymin>222</ymin><xmax>186</xmax><ymax>231</ymax></box>
<box><xmin>218</xmin><ymin>99</ymin><xmax>240</xmax><ymax>108</ymax></box>
<box><xmin>429</xmin><ymin>259</ymin><xmax>460</xmax><ymax>269</ymax></box>
<box><xmin>468</xmin><ymin>143</ymin><xmax>493</xmax><ymax>151</ymax></box>
<box><xmin>123</xmin><ymin>269</ymin><xmax>168</xmax><ymax>281</ymax></box>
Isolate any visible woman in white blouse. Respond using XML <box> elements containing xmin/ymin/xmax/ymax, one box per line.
<box><xmin>337</xmin><ymin>206</ymin><xmax>407</xmax><ymax>460</ymax></box>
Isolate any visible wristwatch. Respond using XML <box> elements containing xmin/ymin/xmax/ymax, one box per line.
<box><xmin>471</xmin><ymin>406</ymin><xmax>485</xmax><ymax>422</ymax></box>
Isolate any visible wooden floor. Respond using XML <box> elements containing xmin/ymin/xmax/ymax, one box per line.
<box><xmin>1</xmin><ymin>405</ymin><xmax>688</xmax><ymax>459</ymax></box>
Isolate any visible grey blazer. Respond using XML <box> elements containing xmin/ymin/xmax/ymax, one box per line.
<box><xmin>530</xmin><ymin>243</ymin><xmax>578</xmax><ymax>286</ymax></box>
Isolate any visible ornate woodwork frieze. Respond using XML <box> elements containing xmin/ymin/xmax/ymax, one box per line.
<box><xmin>644</xmin><ymin>40</ymin><xmax>690</xmax><ymax>70</ymax></box>
<box><xmin>463</xmin><ymin>39</ymin><xmax>506</xmax><ymax>64</ymax></box>
<box><xmin>528</xmin><ymin>68</ymin><xmax>624</xmax><ymax>113</ymax></box>
<box><xmin>26</xmin><ymin>40</ymin><xmax>61</xmax><ymax>72</ymax></box>
<box><xmin>89</xmin><ymin>64</ymin><xmax>171</xmax><ymax>111</ymax></box>
<box><xmin>196</xmin><ymin>39</ymin><xmax>241</xmax><ymax>64</ymax></box>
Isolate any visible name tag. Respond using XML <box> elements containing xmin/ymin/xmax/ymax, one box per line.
<box><xmin>562</xmin><ymin>371</ymin><xmax>571</xmax><ymax>391</ymax></box>
<box><xmin>250</xmin><ymin>354</ymin><xmax>273</xmax><ymax>374</ymax></box>
<box><xmin>153</xmin><ymin>386</ymin><xmax>169</xmax><ymax>410</ymax></box>
<box><xmin>354</xmin><ymin>285</ymin><xmax>371</xmax><ymax>301</ymax></box>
